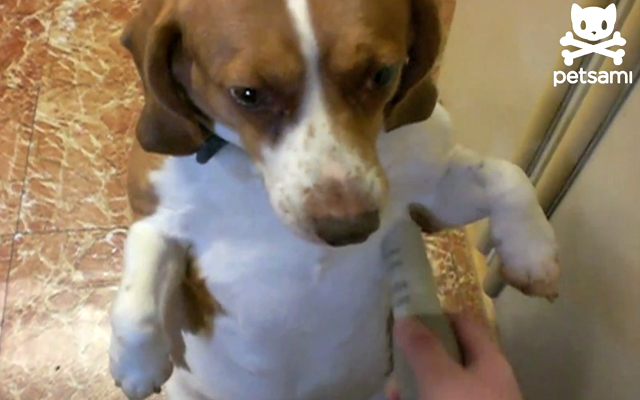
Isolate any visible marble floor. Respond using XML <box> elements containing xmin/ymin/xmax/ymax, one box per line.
<box><xmin>0</xmin><ymin>0</ymin><xmax>488</xmax><ymax>399</ymax></box>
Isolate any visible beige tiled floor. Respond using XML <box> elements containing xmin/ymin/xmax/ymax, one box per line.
<box><xmin>0</xmin><ymin>236</ymin><xmax>12</xmax><ymax>334</ymax></box>
<box><xmin>0</xmin><ymin>1</ymin><xmax>492</xmax><ymax>399</ymax></box>
<box><xmin>0</xmin><ymin>1</ymin><xmax>142</xmax><ymax>397</ymax></box>
<box><xmin>0</xmin><ymin>230</ymin><xmax>125</xmax><ymax>400</ymax></box>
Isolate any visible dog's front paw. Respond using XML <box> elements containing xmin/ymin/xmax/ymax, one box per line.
<box><xmin>494</xmin><ymin>217</ymin><xmax>560</xmax><ymax>301</ymax></box>
<box><xmin>109</xmin><ymin>323</ymin><xmax>173</xmax><ymax>400</ymax></box>
<box><xmin>500</xmin><ymin>254</ymin><xmax>560</xmax><ymax>301</ymax></box>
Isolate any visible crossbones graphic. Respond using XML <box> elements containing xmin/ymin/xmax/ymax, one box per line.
<box><xmin>560</xmin><ymin>31</ymin><xmax>626</xmax><ymax>66</ymax></box>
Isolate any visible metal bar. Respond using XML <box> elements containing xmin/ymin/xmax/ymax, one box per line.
<box><xmin>546</xmin><ymin>59</ymin><xmax>640</xmax><ymax>218</ymax></box>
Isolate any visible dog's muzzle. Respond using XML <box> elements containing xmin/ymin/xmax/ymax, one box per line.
<box><xmin>304</xmin><ymin>176</ymin><xmax>382</xmax><ymax>247</ymax></box>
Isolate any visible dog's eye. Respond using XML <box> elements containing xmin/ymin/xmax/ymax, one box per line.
<box><xmin>371</xmin><ymin>65</ymin><xmax>397</xmax><ymax>88</ymax></box>
<box><xmin>602</xmin><ymin>21</ymin><xmax>608</xmax><ymax>30</ymax></box>
<box><xmin>230</xmin><ymin>87</ymin><xmax>261</xmax><ymax>108</ymax></box>
<box><xmin>581</xmin><ymin>20</ymin><xmax>587</xmax><ymax>30</ymax></box>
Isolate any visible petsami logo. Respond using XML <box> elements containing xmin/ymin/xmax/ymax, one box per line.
<box><xmin>554</xmin><ymin>3</ymin><xmax>633</xmax><ymax>87</ymax></box>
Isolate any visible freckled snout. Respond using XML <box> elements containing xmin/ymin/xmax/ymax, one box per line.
<box><xmin>305</xmin><ymin>178</ymin><xmax>382</xmax><ymax>247</ymax></box>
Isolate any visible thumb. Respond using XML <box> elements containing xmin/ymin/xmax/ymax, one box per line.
<box><xmin>394</xmin><ymin>318</ymin><xmax>460</xmax><ymax>381</ymax></box>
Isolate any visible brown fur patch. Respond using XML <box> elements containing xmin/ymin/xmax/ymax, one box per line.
<box><xmin>123</xmin><ymin>0</ymin><xmax>306</xmax><ymax>161</ymax></box>
<box><xmin>177</xmin><ymin>0</ymin><xmax>306</xmax><ymax>161</ymax></box>
<box><xmin>181</xmin><ymin>250</ymin><xmax>222</xmax><ymax>337</ymax></box>
<box><xmin>127</xmin><ymin>139</ymin><xmax>166</xmax><ymax>219</ymax></box>
<box><xmin>307</xmin><ymin>0</ymin><xmax>411</xmax><ymax>168</ymax></box>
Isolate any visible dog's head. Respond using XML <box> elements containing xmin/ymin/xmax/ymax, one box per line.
<box><xmin>123</xmin><ymin>0</ymin><xmax>441</xmax><ymax>246</ymax></box>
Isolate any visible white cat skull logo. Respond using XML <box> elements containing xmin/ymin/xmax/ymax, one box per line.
<box><xmin>560</xmin><ymin>3</ymin><xmax>626</xmax><ymax>66</ymax></box>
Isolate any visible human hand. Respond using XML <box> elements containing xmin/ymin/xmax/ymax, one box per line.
<box><xmin>386</xmin><ymin>315</ymin><xmax>523</xmax><ymax>400</ymax></box>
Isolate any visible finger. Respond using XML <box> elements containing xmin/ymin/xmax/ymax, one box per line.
<box><xmin>384</xmin><ymin>375</ymin><xmax>400</xmax><ymax>400</ymax></box>
<box><xmin>448</xmin><ymin>314</ymin><xmax>501</xmax><ymax>366</ymax></box>
<box><xmin>394</xmin><ymin>318</ymin><xmax>460</xmax><ymax>380</ymax></box>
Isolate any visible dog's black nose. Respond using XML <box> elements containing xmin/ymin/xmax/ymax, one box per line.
<box><xmin>313</xmin><ymin>210</ymin><xmax>380</xmax><ymax>247</ymax></box>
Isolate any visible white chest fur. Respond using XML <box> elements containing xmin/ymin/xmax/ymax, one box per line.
<box><xmin>142</xmin><ymin>109</ymin><xmax>453</xmax><ymax>400</ymax></box>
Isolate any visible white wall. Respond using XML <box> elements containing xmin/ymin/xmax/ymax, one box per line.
<box><xmin>438</xmin><ymin>0</ymin><xmax>606</xmax><ymax>160</ymax></box>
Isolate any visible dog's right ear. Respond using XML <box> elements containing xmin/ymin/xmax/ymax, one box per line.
<box><xmin>122</xmin><ymin>0</ymin><xmax>209</xmax><ymax>155</ymax></box>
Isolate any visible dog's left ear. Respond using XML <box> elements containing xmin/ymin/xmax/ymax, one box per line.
<box><xmin>384</xmin><ymin>0</ymin><xmax>441</xmax><ymax>132</ymax></box>
<box><xmin>121</xmin><ymin>0</ymin><xmax>211</xmax><ymax>156</ymax></box>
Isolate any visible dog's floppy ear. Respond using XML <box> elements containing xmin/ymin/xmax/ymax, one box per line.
<box><xmin>384</xmin><ymin>0</ymin><xmax>441</xmax><ymax>132</ymax></box>
<box><xmin>121</xmin><ymin>0</ymin><xmax>209</xmax><ymax>155</ymax></box>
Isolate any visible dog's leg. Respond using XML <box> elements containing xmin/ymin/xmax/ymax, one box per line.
<box><xmin>418</xmin><ymin>146</ymin><xmax>559</xmax><ymax>300</ymax></box>
<box><xmin>109</xmin><ymin>220</ymin><xmax>187</xmax><ymax>400</ymax></box>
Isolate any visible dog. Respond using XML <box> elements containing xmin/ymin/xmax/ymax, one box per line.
<box><xmin>109</xmin><ymin>0</ymin><xmax>560</xmax><ymax>399</ymax></box>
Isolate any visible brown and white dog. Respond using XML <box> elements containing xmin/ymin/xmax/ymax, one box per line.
<box><xmin>109</xmin><ymin>0</ymin><xmax>560</xmax><ymax>399</ymax></box>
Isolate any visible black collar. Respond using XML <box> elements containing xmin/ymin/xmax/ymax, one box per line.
<box><xmin>196</xmin><ymin>131</ymin><xmax>228</xmax><ymax>164</ymax></box>
<box><xmin>175</xmin><ymin>84</ymin><xmax>229</xmax><ymax>164</ymax></box>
